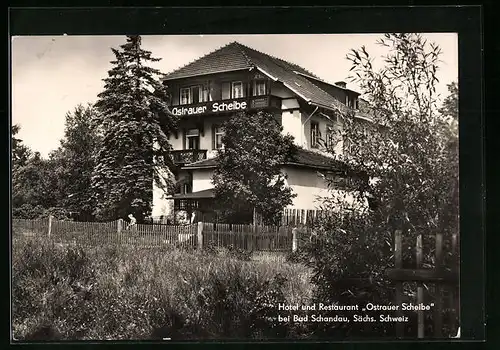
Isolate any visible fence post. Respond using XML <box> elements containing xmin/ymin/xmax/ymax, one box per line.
<box><xmin>117</xmin><ymin>218</ymin><xmax>123</xmax><ymax>234</ymax></box>
<box><xmin>292</xmin><ymin>227</ymin><xmax>298</xmax><ymax>252</ymax></box>
<box><xmin>394</xmin><ymin>229</ymin><xmax>404</xmax><ymax>338</ymax></box>
<box><xmin>48</xmin><ymin>215</ymin><xmax>53</xmax><ymax>237</ymax></box>
<box><xmin>434</xmin><ymin>232</ymin><xmax>444</xmax><ymax>338</ymax></box>
<box><xmin>451</xmin><ymin>232</ymin><xmax>460</xmax><ymax>337</ymax></box>
<box><xmin>197</xmin><ymin>221</ymin><xmax>203</xmax><ymax>250</ymax></box>
<box><xmin>416</xmin><ymin>234</ymin><xmax>424</xmax><ymax>338</ymax></box>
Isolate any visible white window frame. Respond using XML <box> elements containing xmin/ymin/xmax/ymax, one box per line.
<box><xmin>311</xmin><ymin>121</ymin><xmax>320</xmax><ymax>148</ymax></box>
<box><xmin>326</xmin><ymin>124</ymin><xmax>336</xmax><ymax>149</ymax></box>
<box><xmin>253</xmin><ymin>80</ymin><xmax>267</xmax><ymax>96</ymax></box>
<box><xmin>180</xmin><ymin>87</ymin><xmax>191</xmax><ymax>105</ymax></box>
<box><xmin>201</xmin><ymin>84</ymin><xmax>211</xmax><ymax>102</ymax></box>
<box><xmin>181</xmin><ymin>85</ymin><xmax>208</xmax><ymax>105</ymax></box>
<box><xmin>231</xmin><ymin>81</ymin><xmax>244</xmax><ymax>99</ymax></box>
<box><xmin>213</xmin><ymin>125</ymin><xmax>225</xmax><ymax>150</ymax></box>
<box><xmin>185</xmin><ymin>128</ymin><xmax>200</xmax><ymax>150</ymax></box>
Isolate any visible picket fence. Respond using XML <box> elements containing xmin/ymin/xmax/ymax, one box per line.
<box><xmin>386</xmin><ymin>230</ymin><xmax>460</xmax><ymax>339</ymax></box>
<box><xmin>12</xmin><ymin>217</ymin><xmax>301</xmax><ymax>252</ymax></box>
<box><xmin>281</xmin><ymin>209</ymin><xmax>327</xmax><ymax>226</ymax></box>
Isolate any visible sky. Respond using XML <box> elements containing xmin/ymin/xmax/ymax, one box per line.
<box><xmin>11</xmin><ymin>34</ymin><xmax>458</xmax><ymax>157</ymax></box>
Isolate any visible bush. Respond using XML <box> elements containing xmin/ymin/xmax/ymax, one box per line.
<box><xmin>297</xmin><ymin>212</ymin><xmax>397</xmax><ymax>338</ymax></box>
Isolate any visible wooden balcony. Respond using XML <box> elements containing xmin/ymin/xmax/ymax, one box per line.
<box><xmin>170</xmin><ymin>95</ymin><xmax>282</xmax><ymax>118</ymax></box>
<box><xmin>171</xmin><ymin>149</ymin><xmax>208</xmax><ymax>165</ymax></box>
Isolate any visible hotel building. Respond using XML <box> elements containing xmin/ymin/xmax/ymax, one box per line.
<box><xmin>152</xmin><ymin>41</ymin><xmax>371</xmax><ymax>220</ymax></box>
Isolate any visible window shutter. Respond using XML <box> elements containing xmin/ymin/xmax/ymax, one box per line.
<box><xmin>182</xmin><ymin>128</ymin><xmax>186</xmax><ymax>149</ymax></box>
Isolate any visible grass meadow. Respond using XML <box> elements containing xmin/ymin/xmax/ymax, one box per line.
<box><xmin>12</xmin><ymin>236</ymin><xmax>313</xmax><ymax>340</ymax></box>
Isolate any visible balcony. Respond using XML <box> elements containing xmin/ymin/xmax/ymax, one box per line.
<box><xmin>170</xmin><ymin>95</ymin><xmax>282</xmax><ymax>118</ymax></box>
<box><xmin>171</xmin><ymin>149</ymin><xmax>208</xmax><ymax>165</ymax></box>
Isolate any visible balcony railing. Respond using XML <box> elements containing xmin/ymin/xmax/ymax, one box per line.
<box><xmin>171</xmin><ymin>149</ymin><xmax>207</xmax><ymax>165</ymax></box>
<box><xmin>170</xmin><ymin>95</ymin><xmax>282</xmax><ymax>117</ymax></box>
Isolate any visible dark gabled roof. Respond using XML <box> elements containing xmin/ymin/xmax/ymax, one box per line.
<box><xmin>163</xmin><ymin>42</ymin><xmax>350</xmax><ymax>113</ymax></box>
<box><xmin>181</xmin><ymin>148</ymin><xmax>347</xmax><ymax>172</ymax></box>
<box><xmin>287</xmin><ymin>148</ymin><xmax>348</xmax><ymax>171</ymax></box>
<box><xmin>163</xmin><ymin>42</ymin><xmax>253</xmax><ymax>80</ymax></box>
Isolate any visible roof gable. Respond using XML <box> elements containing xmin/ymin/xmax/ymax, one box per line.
<box><xmin>163</xmin><ymin>42</ymin><xmax>253</xmax><ymax>81</ymax></box>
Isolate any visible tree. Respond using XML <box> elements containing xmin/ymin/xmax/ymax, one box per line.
<box><xmin>300</xmin><ymin>34</ymin><xmax>459</xmax><ymax>337</ymax></box>
<box><xmin>12</xmin><ymin>152</ymin><xmax>60</xmax><ymax>218</ymax></box>
<box><xmin>212</xmin><ymin>110</ymin><xmax>297</xmax><ymax>224</ymax></box>
<box><xmin>11</xmin><ymin>124</ymin><xmax>31</xmax><ymax>169</ymax></box>
<box><xmin>49</xmin><ymin>104</ymin><xmax>101</xmax><ymax>221</ymax></box>
<box><xmin>91</xmin><ymin>35</ymin><xmax>177</xmax><ymax>222</ymax></box>
<box><xmin>438</xmin><ymin>81</ymin><xmax>458</xmax><ymax>121</ymax></box>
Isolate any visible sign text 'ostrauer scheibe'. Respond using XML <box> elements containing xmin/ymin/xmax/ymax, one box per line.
<box><xmin>276</xmin><ymin>302</ymin><xmax>436</xmax><ymax>324</ymax></box>
<box><xmin>171</xmin><ymin>100</ymin><xmax>248</xmax><ymax>116</ymax></box>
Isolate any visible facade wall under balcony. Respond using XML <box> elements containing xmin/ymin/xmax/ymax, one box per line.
<box><xmin>192</xmin><ymin>169</ymin><xmax>215</xmax><ymax>193</ymax></box>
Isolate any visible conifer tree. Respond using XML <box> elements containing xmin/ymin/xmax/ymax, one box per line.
<box><xmin>91</xmin><ymin>35</ymin><xmax>177</xmax><ymax>221</ymax></box>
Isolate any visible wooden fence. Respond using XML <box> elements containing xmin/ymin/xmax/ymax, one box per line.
<box><xmin>281</xmin><ymin>209</ymin><xmax>327</xmax><ymax>226</ymax></box>
<box><xmin>202</xmin><ymin>223</ymin><xmax>293</xmax><ymax>252</ymax></box>
<box><xmin>386</xmin><ymin>230</ymin><xmax>460</xmax><ymax>339</ymax></box>
<box><xmin>12</xmin><ymin>217</ymin><xmax>301</xmax><ymax>252</ymax></box>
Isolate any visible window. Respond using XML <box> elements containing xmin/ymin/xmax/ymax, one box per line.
<box><xmin>180</xmin><ymin>85</ymin><xmax>209</xmax><ymax>104</ymax></box>
<box><xmin>311</xmin><ymin>121</ymin><xmax>320</xmax><ymax>148</ymax></box>
<box><xmin>212</xmin><ymin>125</ymin><xmax>225</xmax><ymax>150</ymax></box>
<box><xmin>191</xmin><ymin>86</ymin><xmax>200</xmax><ymax>104</ymax></box>
<box><xmin>253</xmin><ymin>80</ymin><xmax>267</xmax><ymax>96</ymax></box>
<box><xmin>326</xmin><ymin>124</ymin><xmax>337</xmax><ymax>149</ymax></box>
<box><xmin>345</xmin><ymin>95</ymin><xmax>357</xmax><ymax>109</ymax></box>
<box><xmin>231</xmin><ymin>81</ymin><xmax>244</xmax><ymax>98</ymax></box>
<box><xmin>185</xmin><ymin>128</ymin><xmax>200</xmax><ymax>150</ymax></box>
<box><xmin>180</xmin><ymin>88</ymin><xmax>191</xmax><ymax>105</ymax></box>
<box><xmin>201</xmin><ymin>84</ymin><xmax>211</xmax><ymax>102</ymax></box>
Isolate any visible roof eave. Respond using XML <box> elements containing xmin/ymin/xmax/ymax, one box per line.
<box><xmin>285</xmin><ymin>162</ymin><xmax>343</xmax><ymax>172</ymax></box>
<box><xmin>255</xmin><ymin>67</ymin><xmax>279</xmax><ymax>81</ymax></box>
<box><xmin>181</xmin><ymin>164</ymin><xmax>217</xmax><ymax>170</ymax></box>
<box><xmin>293</xmin><ymin>71</ymin><xmax>362</xmax><ymax>96</ymax></box>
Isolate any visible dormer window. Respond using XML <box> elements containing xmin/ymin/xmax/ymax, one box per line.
<box><xmin>180</xmin><ymin>87</ymin><xmax>191</xmax><ymax>105</ymax></box>
<box><xmin>231</xmin><ymin>81</ymin><xmax>244</xmax><ymax>99</ymax></box>
<box><xmin>253</xmin><ymin>80</ymin><xmax>267</xmax><ymax>96</ymax></box>
<box><xmin>180</xmin><ymin>85</ymin><xmax>211</xmax><ymax>105</ymax></box>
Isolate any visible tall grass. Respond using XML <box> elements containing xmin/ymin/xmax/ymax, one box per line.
<box><xmin>12</xmin><ymin>236</ymin><xmax>312</xmax><ymax>340</ymax></box>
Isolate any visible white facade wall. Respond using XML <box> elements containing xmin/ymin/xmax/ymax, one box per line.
<box><xmin>281</xmin><ymin>109</ymin><xmax>302</xmax><ymax>147</ymax></box>
<box><xmin>175</xmin><ymin>166</ymin><xmax>360</xmax><ymax>211</ymax></box>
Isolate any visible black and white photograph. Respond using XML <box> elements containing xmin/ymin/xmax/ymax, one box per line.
<box><xmin>11</xmin><ymin>28</ymin><xmax>463</xmax><ymax>341</ymax></box>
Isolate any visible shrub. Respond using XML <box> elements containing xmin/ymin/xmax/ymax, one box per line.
<box><xmin>297</xmin><ymin>212</ymin><xmax>396</xmax><ymax>338</ymax></box>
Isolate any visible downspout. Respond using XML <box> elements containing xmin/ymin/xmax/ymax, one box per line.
<box><xmin>301</xmin><ymin>105</ymin><xmax>319</xmax><ymax>147</ymax></box>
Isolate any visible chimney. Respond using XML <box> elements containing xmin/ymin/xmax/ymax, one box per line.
<box><xmin>335</xmin><ymin>81</ymin><xmax>347</xmax><ymax>88</ymax></box>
